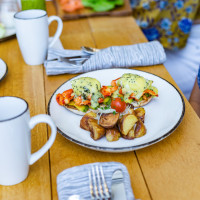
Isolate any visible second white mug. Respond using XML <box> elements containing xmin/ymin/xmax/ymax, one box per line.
<box><xmin>14</xmin><ymin>9</ymin><xmax>63</xmax><ymax>65</ymax></box>
<box><xmin>0</xmin><ymin>96</ymin><xmax>57</xmax><ymax>186</ymax></box>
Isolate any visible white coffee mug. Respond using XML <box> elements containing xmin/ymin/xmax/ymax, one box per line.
<box><xmin>0</xmin><ymin>96</ymin><xmax>57</xmax><ymax>186</ymax></box>
<box><xmin>14</xmin><ymin>9</ymin><xmax>63</xmax><ymax>65</ymax></box>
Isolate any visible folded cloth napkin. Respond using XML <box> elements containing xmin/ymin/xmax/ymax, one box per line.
<box><xmin>44</xmin><ymin>41</ymin><xmax>166</xmax><ymax>75</ymax></box>
<box><xmin>57</xmin><ymin>162</ymin><xmax>135</xmax><ymax>200</ymax></box>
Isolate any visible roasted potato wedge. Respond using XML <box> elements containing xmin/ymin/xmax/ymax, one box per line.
<box><xmin>134</xmin><ymin>107</ymin><xmax>145</xmax><ymax>123</ymax></box>
<box><xmin>122</xmin><ymin>127</ymin><xmax>135</xmax><ymax>140</ymax></box>
<box><xmin>99</xmin><ymin>113</ymin><xmax>120</xmax><ymax>128</ymax></box>
<box><xmin>135</xmin><ymin>120</ymin><xmax>146</xmax><ymax>138</ymax></box>
<box><xmin>88</xmin><ymin>118</ymin><xmax>105</xmax><ymax>140</ymax></box>
<box><xmin>118</xmin><ymin>114</ymin><xmax>138</xmax><ymax>136</ymax></box>
<box><xmin>106</xmin><ymin>127</ymin><xmax>121</xmax><ymax>142</ymax></box>
<box><xmin>80</xmin><ymin>112</ymin><xmax>97</xmax><ymax>131</ymax></box>
<box><xmin>80</xmin><ymin>107</ymin><xmax>146</xmax><ymax>142</ymax></box>
<box><xmin>127</xmin><ymin>108</ymin><xmax>135</xmax><ymax>115</ymax></box>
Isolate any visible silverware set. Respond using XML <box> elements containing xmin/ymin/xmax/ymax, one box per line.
<box><xmin>46</xmin><ymin>55</ymin><xmax>90</xmax><ymax>66</ymax></box>
<box><xmin>46</xmin><ymin>46</ymin><xmax>100</xmax><ymax>65</ymax></box>
<box><xmin>89</xmin><ymin>165</ymin><xmax>111</xmax><ymax>200</ymax></box>
<box><xmin>67</xmin><ymin>165</ymin><xmax>132</xmax><ymax>200</ymax></box>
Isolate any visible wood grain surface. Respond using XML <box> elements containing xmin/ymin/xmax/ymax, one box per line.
<box><xmin>0</xmin><ymin>37</ymin><xmax>51</xmax><ymax>199</ymax></box>
<box><xmin>0</xmin><ymin>1</ymin><xmax>200</xmax><ymax>200</ymax></box>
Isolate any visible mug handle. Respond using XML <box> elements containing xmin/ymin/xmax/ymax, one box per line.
<box><xmin>29</xmin><ymin>114</ymin><xmax>57</xmax><ymax>165</ymax></box>
<box><xmin>48</xmin><ymin>16</ymin><xmax>63</xmax><ymax>48</ymax></box>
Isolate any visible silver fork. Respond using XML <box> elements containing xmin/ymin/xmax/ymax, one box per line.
<box><xmin>89</xmin><ymin>165</ymin><xmax>111</xmax><ymax>200</ymax></box>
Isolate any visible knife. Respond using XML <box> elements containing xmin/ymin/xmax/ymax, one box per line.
<box><xmin>111</xmin><ymin>169</ymin><xmax>127</xmax><ymax>200</ymax></box>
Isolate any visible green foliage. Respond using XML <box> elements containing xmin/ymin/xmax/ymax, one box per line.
<box><xmin>82</xmin><ymin>0</ymin><xmax>124</xmax><ymax>12</ymax></box>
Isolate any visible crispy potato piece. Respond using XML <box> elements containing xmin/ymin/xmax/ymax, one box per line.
<box><xmin>80</xmin><ymin>112</ymin><xmax>97</xmax><ymax>131</ymax></box>
<box><xmin>127</xmin><ymin>108</ymin><xmax>135</xmax><ymax>115</ymax></box>
<box><xmin>118</xmin><ymin>114</ymin><xmax>138</xmax><ymax>136</ymax></box>
<box><xmin>99</xmin><ymin>113</ymin><xmax>120</xmax><ymax>128</ymax></box>
<box><xmin>135</xmin><ymin>120</ymin><xmax>146</xmax><ymax>138</ymax></box>
<box><xmin>134</xmin><ymin>107</ymin><xmax>145</xmax><ymax>123</ymax></box>
<box><xmin>88</xmin><ymin>118</ymin><xmax>105</xmax><ymax>140</ymax></box>
<box><xmin>122</xmin><ymin>127</ymin><xmax>135</xmax><ymax>140</ymax></box>
<box><xmin>106</xmin><ymin>127</ymin><xmax>121</xmax><ymax>142</ymax></box>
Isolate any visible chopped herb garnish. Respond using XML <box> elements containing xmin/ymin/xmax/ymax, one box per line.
<box><xmin>145</xmin><ymin>93</ymin><xmax>150</xmax><ymax>97</ymax></box>
<box><xmin>104</xmin><ymin>106</ymin><xmax>110</xmax><ymax>110</ymax></box>
<box><xmin>113</xmin><ymin>111</ymin><xmax>116</xmax><ymax>115</ymax></box>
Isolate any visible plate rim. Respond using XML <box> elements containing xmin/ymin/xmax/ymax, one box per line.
<box><xmin>0</xmin><ymin>59</ymin><xmax>8</xmax><ymax>82</ymax></box>
<box><xmin>0</xmin><ymin>34</ymin><xmax>16</xmax><ymax>42</ymax></box>
<box><xmin>0</xmin><ymin>27</ymin><xmax>16</xmax><ymax>42</ymax></box>
<box><xmin>48</xmin><ymin>68</ymin><xmax>185</xmax><ymax>152</ymax></box>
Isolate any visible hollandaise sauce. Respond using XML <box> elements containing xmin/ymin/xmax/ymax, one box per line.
<box><xmin>116</xmin><ymin>73</ymin><xmax>157</xmax><ymax>101</ymax></box>
<box><xmin>71</xmin><ymin>77</ymin><xmax>103</xmax><ymax>108</ymax></box>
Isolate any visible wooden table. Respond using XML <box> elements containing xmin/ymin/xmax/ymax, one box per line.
<box><xmin>1</xmin><ymin>2</ymin><xmax>200</xmax><ymax>200</ymax></box>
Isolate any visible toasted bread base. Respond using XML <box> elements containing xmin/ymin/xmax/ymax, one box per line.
<box><xmin>132</xmin><ymin>96</ymin><xmax>152</xmax><ymax>107</ymax></box>
<box><xmin>64</xmin><ymin>105</ymin><xmax>99</xmax><ymax>116</ymax></box>
<box><xmin>64</xmin><ymin>96</ymin><xmax>153</xmax><ymax>115</ymax></box>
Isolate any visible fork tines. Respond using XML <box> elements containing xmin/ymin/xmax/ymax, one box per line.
<box><xmin>89</xmin><ymin>165</ymin><xmax>110</xmax><ymax>200</ymax></box>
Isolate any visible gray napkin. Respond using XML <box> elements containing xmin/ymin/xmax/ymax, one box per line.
<box><xmin>44</xmin><ymin>41</ymin><xmax>166</xmax><ymax>75</ymax></box>
<box><xmin>57</xmin><ymin>162</ymin><xmax>135</xmax><ymax>200</ymax></box>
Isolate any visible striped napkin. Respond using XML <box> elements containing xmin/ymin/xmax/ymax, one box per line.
<box><xmin>57</xmin><ymin>162</ymin><xmax>135</xmax><ymax>200</ymax></box>
<box><xmin>44</xmin><ymin>41</ymin><xmax>166</xmax><ymax>75</ymax></box>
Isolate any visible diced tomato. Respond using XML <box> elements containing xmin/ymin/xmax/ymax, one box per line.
<box><xmin>111</xmin><ymin>77</ymin><xmax>120</xmax><ymax>86</ymax></box>
<box><xmin>129</xmin><ymin>93</ymin><xmax>139</xmax><ymax>101</ymax></box>
<box><xmin>119</xmin><ymin>88</ymin><xmax>123</xmax><ymax>94</ymax></box>
<box><xmin>129</xmin><ymin>93</ymin><xmax>135</xmax><ymax>98</ymax></box>
<box><xmin>111</xmin><ymin>98</ymin><xmax>126</xmax><ymax>113</ymax></box>
<box><xmin>98</xmin><ymin>98</ymin><xmax>104</xmax><ymax>103</ymax></box>
<box><xmin>56</xmin><ymin>93</ymin><xmax>65</xmax><ymax>106</ymax></box>
<box><xmin>143</xmin><ymin>89</ymin><xmax>158</xmax><ymax>97</ymax></box>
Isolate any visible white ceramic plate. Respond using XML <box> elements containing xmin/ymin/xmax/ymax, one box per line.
<box><xmin>0</xmin><ymin>59</ymin><xmax>8</xmax><ymax>82</ymax></box>
<box><xmin>48</xmin><ymin>68</ymin><xmax>185</xmax><ymax>152</ymax></box>
<box><xmin>0</xmin><ymin>27</ymin><xmax>15</xmax><ymax>42</ymax></box>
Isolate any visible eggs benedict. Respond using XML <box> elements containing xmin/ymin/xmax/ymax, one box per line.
<box><xmin>56</xmin><ymin>73</ymin><xmax>158</xmax><ymax>115</ymax></box>
<box><xmin>56</xmin><ymin>77</ymin><xmax>104</xmax><ymax>115</ymax></box>
<box><xmin>111</xmin><ymin>73</ymin><xmax>158</xmax><ymax>107</ymax></box>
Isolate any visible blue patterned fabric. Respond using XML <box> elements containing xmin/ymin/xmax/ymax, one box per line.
<box><xmin>44</xmin><ymin>41</ymin><xmax>166</xmax><ymax>75</ymax></box>
<box><xmin>130</xmin><ymin>0</ymin><xmax>200</xmax><ymax>49</ymax></box>
<box><xmin>57</xmin><ymin>162</ymin><xmax>135</xmax><ymax>200</ymax></box>
<box><xmin>197</xmin><ymin>66</ymin><xmax>200</xmax><ymax>89</ymax></box>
